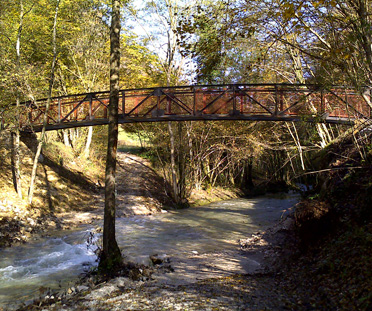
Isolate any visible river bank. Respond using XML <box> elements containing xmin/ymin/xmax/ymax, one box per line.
<box><xmin>0</xmin><ymin>128</ymin><xmax>239</xmax><ymax>247</ymax></box>
<box><xmin>2</xmin><ymin>129</ymin><xmax>371</xmax><ymax>310</ymax></box>
<box><xmin>12</xmin><ymin>194</ymin><xmax>300</xmax><ymax>311</ymax></box>
<box><xmin>13</xmin><ymin>189</ymin><xmax>372</xmax><ymax>311</ymax></box>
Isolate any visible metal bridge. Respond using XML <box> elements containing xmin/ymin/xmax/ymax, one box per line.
<box><xmin>1</xmin><ymin>84</ymin><xmax>371</xmax><ymax>132</ymax></box>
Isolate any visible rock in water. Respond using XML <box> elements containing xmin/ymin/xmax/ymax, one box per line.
<box><xmin>150</xmin><ymin>254</ymin><xmax>169</xmax><ymax>265</ymax></box>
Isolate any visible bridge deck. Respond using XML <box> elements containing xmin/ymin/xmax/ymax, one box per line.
<box><xmin>1</xmin><ymin>84</ymin><xmax>371</xmax><ymax>132</ymax></box>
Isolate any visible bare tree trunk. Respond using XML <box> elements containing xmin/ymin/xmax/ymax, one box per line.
<box><xmin>11</xmin><ymin>131</ymin><xmax>22</xmax><ymax>198</ymax></box>
<box><xmin>83</xmin><ymin>126</ymin><xmax>93</xmax><ymax>158</ymax></box>
<box><xmin>287</xmin><ymin>122</ymin><xmax>305</xmax><ymax>170</ymax></box>
<box><xmin>99</xmin><ymin>0</ymin><xmax>122</xmax><ymax>269</ymax></box>
<box><xmin>62</xmin><ymin>129</ymin><xmax>71</xmax><ymax>147</ymax></box>
<box><xmin>168</xmin><ymin>121</ymin><xmax>179</xmax><ymax>204</ymax></box>
<box><xmin>288</xmin><ymin>45</ymin><xmax>331</xmax><ymax>148</ymax></box>
<box><xmin>28</xmin><ymin>0</ymin><xmax>60</xmax><ymax>204</ymax></box>
<box><xmin>12</xmin><ymin>0</ymin><xmax>25</xmax><ymax>199</ymax></box>
<box><xmin>186</xmin><ymin>121</ymin><xmax>196</xmax><ymax>188</ymax></box>
<box><xmin>177</xmin><ymin>122</ymin><xmax>187</xmax><ymax>203</ymax></box>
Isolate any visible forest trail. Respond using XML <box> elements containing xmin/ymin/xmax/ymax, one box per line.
<box><xmin>115</xmin><ymin>153</ymin><xmax>167</xmax><ymax>217</ymax></box>
<box><xmin>58</xmin><ymin>152</ymin><xmax>168</xmax><ymax>229</ymax></box>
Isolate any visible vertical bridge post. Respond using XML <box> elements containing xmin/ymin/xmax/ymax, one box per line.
<box><xmin>274</xmin><ymin>84</ymin><xmax>279</xmax><ymax>116</ymax></box>
<box><xmin>89</xmin><ymin>94</ymin><xmax>93</xmax><ymax>120</ymax></box>
<box><xmin>321</xmin><ymin>88</ymin><xmax>325</xmax><ymax>114</ymax></box>
<box><xmin>57</xmin><ymin>98</ymin><xmax>61</xmax><ymax>123</ymax></box>
<box><xmin>121</xmin><ymin>90</ymin><xmax>125</xmax><ymax>118</ymax></box>
<box><xmin>193</xmin><ymin>86</ymin><xmax>196</xmax><ymax>116</ymax></box>
<box><xmin>232</xmin><ymin>85</ymin><xmax>237</xmax><ymax>115</ymax></box>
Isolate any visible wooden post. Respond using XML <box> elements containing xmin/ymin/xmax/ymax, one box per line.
<box><xmin>74</xmin><ymin>103</ymin><xmax>78</xmax><ymax>120</ymax></box>
<box><xmin>321</xmin><ymin>89</ymin><xmax>325</xmax><ymax>114</ymax></box>
<box><xmin>240</xmin><ymin>94</ymin><xmax>243</xmax><ymax>114</ymax></box>
<box><xmin>274</xmin><ymin>84</ymin><xmax>278</xmax><ymax>115</ymax></box>
<box><xmin>345</xmin><ymin>92</ymin><xmax>348</xmax><ymax>118</ymax></box>
<box><xmin>158</xmin><ymin>93</ymin><xmax>161</xmax><ymax>113</ymax></box>
<box><xmin>89</xmin><ymin>94</ymin><xmax>93</xmax><ymax>120</ymax></box>
<box><xmin>232</xmin><ymin>85</ymin><xmax>237</xmax><ymax>115</ymax></box>
<box><xmin>58</xmin><ymin>98</ymin><xmax>61</xmax><ymax>123</ymax></box>
<box><xmin>193</xmin><ymin>86</ymin><xmax>196</xmax><ymax>115</ymax></box>
<box><xmin>122</xmin><ymin>90</ymin><xmax>125</xmax><ymax>118</ymax></box>
<box><xmin>279</xmin><ymin>90</ymin><xmax>284</xmax><ymax>112</ymax></box>
<box><xmin>28</xmin><ymin>105</ymin><xmax>33</xmax><ymax>124</ymax></box>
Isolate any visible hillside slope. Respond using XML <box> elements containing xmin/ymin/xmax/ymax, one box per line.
<box><xmin>286</xmin><ymin>128</ymin><xmax>372</xmax><ymax>309</ymax></box>
<box><xmin>0</xmin><ymin>131</ymin><xmax>171</xmax><ymax>247</ymax></box>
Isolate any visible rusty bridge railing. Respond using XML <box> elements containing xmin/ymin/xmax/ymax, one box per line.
<box><xmin>1</xmin><ymin>84</ymin><xmax>371</xmax><ymax>132</ymax></box>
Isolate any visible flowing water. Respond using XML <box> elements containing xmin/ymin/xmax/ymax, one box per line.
<box><xmin>0</xmin><ymin>193</ymin><xmax>298</xmax><ymax>309</ymax></box>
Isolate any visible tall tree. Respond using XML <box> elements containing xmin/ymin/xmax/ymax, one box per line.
<box><xmin>12</xmin><ymin>0</ymin><xmax>28</xmax><ymax>199</ymax></box>
<box><xmin>28</xmin><ymin>0</ymin><xmax>60</xmax><ymax>204</ymax></box>
<box><xmin>99</xmin><ymin>0</ymin><xmax>122</xmax><ymax>269</ymax></box>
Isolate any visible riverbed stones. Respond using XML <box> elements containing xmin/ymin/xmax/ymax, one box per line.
<box><xmin>150</xmin><ymin>254</ymin><xmax>169</xmax><ymax>265</ymax></box>
<box><xmin>85</xmin><ymin>284</ymin><xmax>118</xmax><ymax>300</ymax></box>
<box><xmin>110</xmin><ymin>276</ymin><xmax>132</xmax><ymax>288</ymax></box>
<box><xmin>126</xmin><ymin>254</ymin><xmax>153</xmax><ymax>266</ymax></box>
<box><xmin>77</xmin><ymin>285</ymin><xmax>89</xmax><ymax>292</ymax></box>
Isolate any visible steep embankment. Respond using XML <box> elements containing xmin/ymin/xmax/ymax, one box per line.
<box><xmin>0</xmin><ymin>132</ymin><xmax>101</xmax><ymax>247</ymax></box>
<box><xmin>284</xmin><ymin>128</ymin><xmax>372</xmax><ymax>309</ymax></box>
<box><xmin>0</xmin><ymin>131</ymin><xmax>170</xmax><ymax>247</ymax></box>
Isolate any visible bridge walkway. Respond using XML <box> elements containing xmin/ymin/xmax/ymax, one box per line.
<box><xmin>1</xmin><ymin>84</ymin><xmax>371</xmax><ymax>132</ymax></box>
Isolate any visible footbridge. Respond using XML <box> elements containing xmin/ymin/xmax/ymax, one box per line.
<box><xmin>1</xmin><ymin>84</ymin><xmax>371</xmax><ymax>132</ymax></box>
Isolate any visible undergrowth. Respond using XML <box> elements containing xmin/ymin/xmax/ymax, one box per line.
<box><xmin>290</xmin><ymin>129</ymin><xmax>372</xmax><ymax>309</ymax></box>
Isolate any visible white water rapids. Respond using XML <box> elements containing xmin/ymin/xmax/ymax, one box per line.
<box><xmin>0</xmin><ymin>193</ymin><xmax>298</xmax><ymax>309</ymax></box>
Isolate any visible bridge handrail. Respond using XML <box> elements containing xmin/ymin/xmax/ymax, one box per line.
<box><xmin>1</xmin><ymin>83</ymin><xmax>370</xmax><ymax>132</ymax></box>
<box><xmin>14</xmin><ymin>83</ymin><xmax>361</xmax><ymax>107</ymax></box>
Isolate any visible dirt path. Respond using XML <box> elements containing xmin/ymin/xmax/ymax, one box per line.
<box><xmin>57</xmin><ymin>153</ymin><xmax>169</xmax><ymax>229</ymax></box>
<box><xmin>115</xmin><ymin>153</ymin><xmax>167</xmax><ymax>217</ymax></box>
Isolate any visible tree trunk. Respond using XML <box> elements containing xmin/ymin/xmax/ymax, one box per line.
<box><xmin>28</xmin><ymin>0</ymin><xmax>60</xmax><ymax>204</ymax></box>
<box><xmin>83</xmin><ymin>126</ymin><xmax>93</xmax><ymax>158</ymax></box>
<box><xmin>99</xmin><ymin>0</ymin><xmax>122</xmax><ymax>269</ymax></box>
<box><xmin>168</xmin><ymin>121</ymin><xmax>179</xmax><ymax>204</ymax></box>
<box><xmin>246</xmin><ymin>157</ymin><xmax>254</xmax><ymax>188</ymax></box>
<box><xmin>177</xmin><ymin>122</ymin><xmax>187</xmax><ymax>203</ymax></box>
<box><xmin>288</xmin><ymin>45</ymin><xmax>331</xmax><ymax>148</ymax></box>
<box><xmin>186</xmin><ymin>121</ymin><xmax>196</xmax><ymax>189</ymax></box>
<box><xmin>287</xmin><ymin>122</ymin><xmax>305</xmax><ymax>170</ymax></box>
<box><xmin>11</xmin><ymin>131</ymin><xmax>22</xmax><ymax>198</ymax></box>
<box><xmin>62</xmin><ymin>129</ymin><xmax>71</xmax><ymax>147</ymax></box>
<box><xmin>13</xmin><ymin>0</ymin><xmax>24</xmax><ymax>199</ymax></box>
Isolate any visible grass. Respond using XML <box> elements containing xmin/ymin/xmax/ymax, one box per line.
<box><xmin>117</xmin><ymin>128</ymin><xmax>153</xmax><ymax>155</ymax></box>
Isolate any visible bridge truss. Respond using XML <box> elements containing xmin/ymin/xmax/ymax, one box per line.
<box><xmin>1</xmin><ymin>84</ymin><xmax>371</xmax><ymax>132</ymax></box>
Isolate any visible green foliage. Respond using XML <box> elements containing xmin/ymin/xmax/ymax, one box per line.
<box><xmin>177</xmin><ymin>1</ymin><xmax>260</xmax><ymax>83</ymax></box>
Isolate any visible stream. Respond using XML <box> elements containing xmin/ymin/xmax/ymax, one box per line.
<box><xmin>0</xmin><ymin>193</ymin><xmax>298</xmax><ymax>309</ymax></box>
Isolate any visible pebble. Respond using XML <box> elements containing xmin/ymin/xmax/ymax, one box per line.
<box><xmin>77</xmin><ymin>285</ymin><xmax>89</xmax><ymax>292</ymax></box>
<box><xmin>27</xmin><ymin>217</ymin><xmax>36</xmax><ymax>226</ymax></box>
